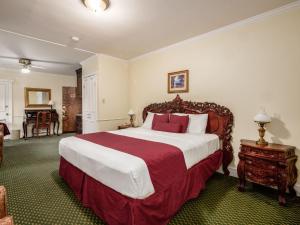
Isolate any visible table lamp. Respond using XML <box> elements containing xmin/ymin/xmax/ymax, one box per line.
<box><xmin>128</xmin><ymin>109</ymin><xmax>135</xmax><ymax>127</ymax></box>
<box><xmin>254</xmin><ymin>110</ymin><xmax>271</xmax><ymax>146</ymax></box>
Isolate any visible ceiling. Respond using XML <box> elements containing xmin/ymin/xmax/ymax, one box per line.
<box><xmin>0</xmin><ymin>0</ymin><xmax>296</xmax><ymax>75</ymax></box>
<box><xmin>0</xmin><ymin>30</ymin><xmax>92</xmax><ymax>75</ymax></box>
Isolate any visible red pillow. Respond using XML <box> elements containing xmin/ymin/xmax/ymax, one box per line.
<box><xmin>169</xmin><ymin>114</ymin><xmax>189</xmax><ymax>133</ymax></box>
<box><xmin>153</xmin><ymin>122</ymin><xmax>182</xmax><ymax>133</ymax></box>
<box><xmin>152</xmin><ymin>114</ymin><xmax>169</xmax><ymax>129</ymax></box>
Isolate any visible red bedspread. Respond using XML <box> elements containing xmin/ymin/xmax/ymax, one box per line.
<box><xmin>77</xmin><ymin>132</ymin><xmax>187</xmax><ymax>192</ymax></box>
<box><xmin>59</xmin><ymin>150</ymin><xmax>223</xmax><ymax>225</ymax></box>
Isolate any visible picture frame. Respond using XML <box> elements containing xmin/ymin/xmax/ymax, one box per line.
<box><xmin>168</xmin><ymin>70</ymin><xmax>189</xmax><ymax>93</ymax></box>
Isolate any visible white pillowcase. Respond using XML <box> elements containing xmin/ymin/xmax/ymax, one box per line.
<box><xmin>173</xmin><ymin>113</ymin><xmax>208</xmax><ymax>134</ymax></box>
<box><xmin>142</xmin><ymin>112</ymin><xmax>163</xmax><ymax>129</ymax></box>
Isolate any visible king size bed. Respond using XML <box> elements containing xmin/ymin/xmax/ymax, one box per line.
<box><xmin>58</xmin><ymin>95</ymin><xmax>234</xmax><ymax>225</ymax></box>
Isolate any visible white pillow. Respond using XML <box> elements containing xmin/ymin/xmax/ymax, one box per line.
<box><xmin>142</xmin><ymin>112</ymin><xmax>163</xmax><ymax>129</ymax></box>
<box><xmin>173</xmin><ymin>113</ymin><xmax>208</xmax><ymax>134</ymax></box>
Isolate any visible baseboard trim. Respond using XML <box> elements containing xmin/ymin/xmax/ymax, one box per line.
<box><xmin>220</xmin><ymin>166</ymin><xmax>300</xmax><ymax>197</ymax></box>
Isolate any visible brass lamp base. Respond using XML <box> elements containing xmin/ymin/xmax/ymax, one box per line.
<box><xmin>255</xmin><ymin>122</ymin><xmax>269</xmax><ymax>146</ymax></box>
<box><xmin>256</xmin><ymin>139</ymin><xmax>268</xmax><ymax>146</ymax></box>
<box><xmin>129</xmin><ymin>115</ymin><xmax>134</xmax><ymax>127</ymax></box>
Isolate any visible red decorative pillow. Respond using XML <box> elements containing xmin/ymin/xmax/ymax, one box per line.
<box><xmin>169</xmin><ymin>114</ymin><xmax>189</xmax><ymax>133</ymax></box>
<box><xmin>153</xmin><ymin>122</ymin><xmax>182</xmax><ymax>133</ymax></box>
<box><xmin>152</xmin><ymin>114</ymin><xmax>169</xmax><ymax>129</ymax></box>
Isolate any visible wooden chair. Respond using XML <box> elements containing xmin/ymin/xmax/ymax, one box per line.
<box><xmin>0</xmin><ymin>186</ymin><xmax>14</xmax><ymax>225</ymax></box>
<box><xmin>0</xmin><ymin>125</ymin><xmax>4</xmax><ymax>166</ymax></box>
<box><xmin>32</xmin><ymin>111</ymin><xmax>52</xmax><ymax>137</ymax></box>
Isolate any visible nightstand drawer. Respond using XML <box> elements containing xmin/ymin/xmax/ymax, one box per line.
<box><xmin>245</xmin><ymin>169</ymin><xmax>277</xmax><ymax>186</ymax></box>
<box><xmin>245</xmin><ymin>165</ymin><xmax>275</xmax><ymax>177</ymax></box>
<box><xmin>242</xmin><ymin>146</ymin><xmax>281</xmax><ymax>160</ymax></box>
<box><xmin>245</xmin><ymin>158</ymin><xmax>276</xmax><ymax>171</ymax></box>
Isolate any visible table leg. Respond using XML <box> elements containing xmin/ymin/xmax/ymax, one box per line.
<box><xmin>237</xmin><ymin>156</ymin><xmax>246</xmax><ymax>192</ymax></box>
<box><xmin>22</xmin><ymin>121</ymin><xmax>27</xmax><ymax>139</ymax></box>
<box><xmin>56</xmin><ymin>120</ymin><xmax>60</xmax><ymax>136</ymax></box>
<box><xmin>288</xmin><ymin>185</ymin><xmax>296</xmax><ymax>197</ymax></box>
<box><xmin>278</xmin><ymin>182</ymin><xmax>287</xmax><ymax>206</ymax></box>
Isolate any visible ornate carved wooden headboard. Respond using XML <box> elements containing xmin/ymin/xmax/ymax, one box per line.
<box><xmin>142</xmin><ymin>95</ymin><xmax>234</xmax><ymax>175</ymax></box>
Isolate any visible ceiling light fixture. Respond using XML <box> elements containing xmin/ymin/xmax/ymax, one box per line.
<box><xmin>21</xmin><ymin>65</ymin><xmax>30</xmax><ymax>74</ymax></box>
<box><xmin>83</xmin><ymin>0</ymin><xmax>110</xmax><ymax>12</ymax></box>
<box><xmin>19</xmin><ymin>58</ymin><xmax>31</xmax><ymax>74</ymax></box>
<box><xmin>71</xmin><ymin>36</ymin><xmax>80</xmax><ymax>42</ymax></box>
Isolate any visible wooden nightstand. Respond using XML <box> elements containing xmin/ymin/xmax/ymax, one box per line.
<box><xmin>237</xmin><ymin>139</ymin><xmax>298</xmax><ymax>206</ymax></box>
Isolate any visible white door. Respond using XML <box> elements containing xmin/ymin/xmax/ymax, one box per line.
<box><xmin>82</xmin><ymin>74</ymin><xmax>97</xmax><ymax>134</ymax></box>
<box><xmin>0</xmin><ymin>80</ymin><xmax>12</xmax><ymax>136</ymax></box>
<box><xmin>0</xmin><ymin>82</ymin><xmax>10</xmax><ymax>123</ymax></box>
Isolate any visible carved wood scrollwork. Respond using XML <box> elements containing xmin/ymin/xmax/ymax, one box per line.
<box><xmin>142</xmin><ymin>95</ymin><xmax>234</xmax><ymax>175</ymax></box>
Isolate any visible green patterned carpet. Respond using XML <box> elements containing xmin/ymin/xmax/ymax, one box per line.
<box><xmin>0</xmin><ymin>135</ymin><xmax>300</xmax><ymax>225</ymax></box>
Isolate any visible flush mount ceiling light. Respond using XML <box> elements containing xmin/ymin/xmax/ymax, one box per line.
<box><xmin>19</xmin><ymin>58</ymin><xmax>31</xmax><ymax>74</ymax></box>
<box><xmin>21</xmin><ymin>65</ymin><xmax>30</xmax><ymax>74</ymax></box>
<box><xmin>83</xmin><ymin>0</ymin><xmax>110</xmax><ymax>12</ymax></box>
<box><xmin>71</xmin><ymin>36</ymin><xmax>80</xmax><ymax>42</ymax></box>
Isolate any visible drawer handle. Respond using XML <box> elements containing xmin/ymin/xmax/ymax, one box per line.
<box><xmin>247</xmin><ymin>172</ymin><xmax>252</xmax><ymax>176</ymax></box>
<box><xmin>247</xmin><ymin>160</ymin><xmax>252</xmax><ymax>164</ymax></box>
<box><xmin>269</xmin><ymin>178</ymin><xmax>274</xmax><ymax>182</ymax></box>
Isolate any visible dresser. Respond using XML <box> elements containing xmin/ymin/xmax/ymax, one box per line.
<box><xmin>238</xmin><ymin>139</ymin><xmax>297</xmax><ymax>205</ymax></box>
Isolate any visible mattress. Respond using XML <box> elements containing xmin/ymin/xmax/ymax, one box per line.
<box><xmin>59</xmin><ymin>127</ymin><xmax>220</xmax><ymax>199</ymax></box>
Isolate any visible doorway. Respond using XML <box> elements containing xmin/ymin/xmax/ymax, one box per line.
<box><xmin>0</xmin><ymin>80</ymin><xmax>12</xmax><ymax>133</ymax></box>
<box><xmin>62</xmin><ymin>87</ymin><xmax>81</xmax><ymax>133</ymax></box>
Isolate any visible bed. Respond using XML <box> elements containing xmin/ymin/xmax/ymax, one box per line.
<box><xmin>59</xmin><ymin>95</ymin><xmax>234</xmax><ymax>225</ymax></box>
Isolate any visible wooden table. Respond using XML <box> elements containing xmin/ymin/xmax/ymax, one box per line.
<box><xmin>23</xmin><ymin>109</ymin><xmax>59</xmax><ymax>139</ymax></box>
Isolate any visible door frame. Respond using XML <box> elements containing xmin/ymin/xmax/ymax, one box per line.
<box><xmin>0</xmin><ymin>79</ymin><xmax>13</xmax><ymax>138</ymax></box>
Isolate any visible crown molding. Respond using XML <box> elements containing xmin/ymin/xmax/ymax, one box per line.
<box><xmin>130</xmin><ymin>0</ymin><xmax>300</xmax><ymax>62</ymax></box>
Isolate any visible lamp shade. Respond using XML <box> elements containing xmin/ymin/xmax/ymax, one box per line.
<box><xmin>48</xmin><ymin>100</ymin><xmax>54</xmax><ymax>106</ymax></box>
<box><xmin>254</xmin><ymin>110</ymin><xmax>271</xmax><ymax>123</ymax></box>
<box><xmin>128</xmin><ymin>109</ymin><xmax>135</xmax><ymax>116</ymax></box>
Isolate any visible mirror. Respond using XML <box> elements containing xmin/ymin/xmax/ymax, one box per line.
<box><xmin>25</xmin><ymin>88</ymin><xmax>51</xmax><ymax>108</ymax></box>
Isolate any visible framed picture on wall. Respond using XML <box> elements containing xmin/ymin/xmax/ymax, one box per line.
<box><xmin>168</xmin><ymin>70</ymin><xmax>189</xmax><ymax>93</ymax></box>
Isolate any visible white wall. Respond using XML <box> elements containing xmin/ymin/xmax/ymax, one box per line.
<box><xmin>129</xmin><ymin>7</ymin><xmax>300</xmax><ymax>185</ymax></box>
<box><xmin>0</xmin><ymin>68</ymin><xmax>76</xmax><ymax>135</ymax></box>
<box><xmin>81</xmin><ymin>54</ymin><xmax>129</xmax><ymax>131</ymax></box>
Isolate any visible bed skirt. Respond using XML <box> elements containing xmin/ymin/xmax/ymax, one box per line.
<box><xmin>59</xmin><ymin>150</ymin><xmax>223</xmax><ymax>225</ymax></box>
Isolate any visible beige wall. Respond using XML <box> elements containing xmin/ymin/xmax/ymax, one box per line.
<box><xmin>129</xmin><ymin>8</ymin><xmax>300</xmax><ymax>185</ymax></box>
<box><xmin>0</xmin><ymin>68</ymin><xmax>76</xmax><ymax>135</ymax></box>
<box><xmin>81</xmin><ymin>54</ymin><xmax>129</xmax><ymax>131</ymax></box>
